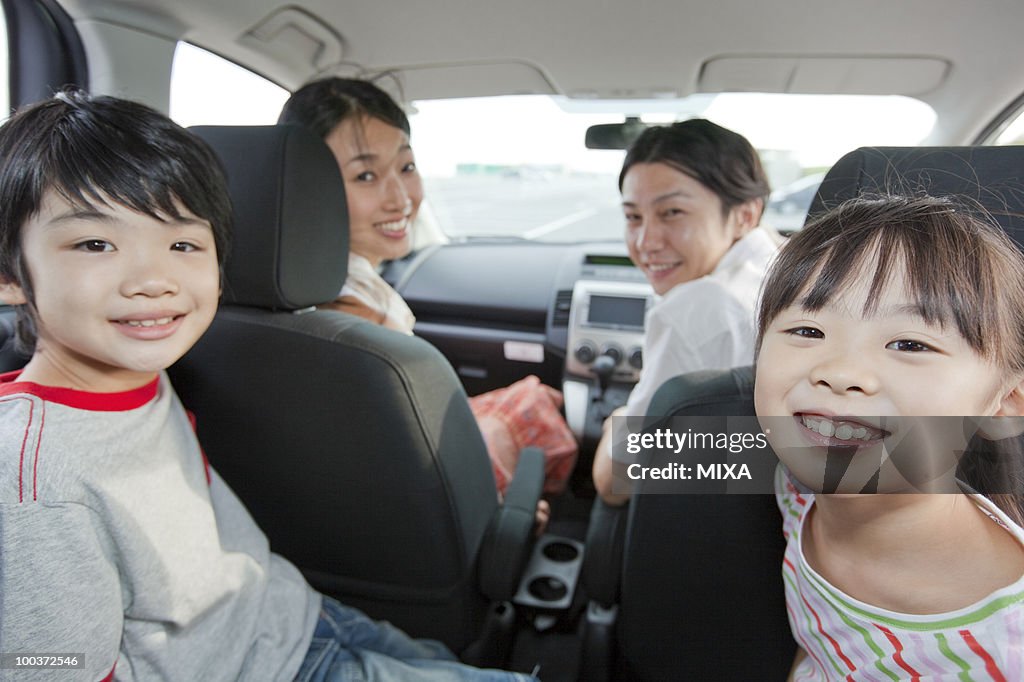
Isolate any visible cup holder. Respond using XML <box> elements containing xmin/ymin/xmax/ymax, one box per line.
<box><xmin>542</xmin><ymin>541</ymin><xmax>579</xmax><ymax>562</ymax></box>
<box><xmin>528</xmin><ymin>576</ymin><xmax>568</xmax><ymax>601</ymax></box>
<box><xmin>513</xmin><ymin>535</ymin><xmax>585</xmax><ymax>610</ymax></box>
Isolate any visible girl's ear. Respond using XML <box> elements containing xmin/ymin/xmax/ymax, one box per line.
<box><xmin>978</xmin><ymin>380</ymin><xmax>1024</xmax><ymax>440</ymax></box>
<box><xmin>729</xmin><ymin>198</ymin><xmax>763</xmax><ymax>241</ymax></box>
<box><xmin>0</xmin><ymin>279</ymin><xmax>26</xmax><ymax>305</ymax></box>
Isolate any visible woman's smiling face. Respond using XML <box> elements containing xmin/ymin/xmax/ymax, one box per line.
<box><xmin>325</xmin><ymin>115</ymin><xmax>423</xmax><ymax>268</ymax></box>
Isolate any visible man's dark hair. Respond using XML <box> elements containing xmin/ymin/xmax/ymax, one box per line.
<box><xmin>277</xmin><ymin>77</ymin><xmax>410</xmax><ymax>139</ymax></box>
<box><xmin>0</xmin><ymin>88</ymin><xmax>232</xmax><ymax>353</ymax></box>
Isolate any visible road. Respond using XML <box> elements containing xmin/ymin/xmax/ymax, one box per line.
<box><xmin>424</xmin><ymin>174</ymin><xmax>625</xmax><ymax>243</ymax></box>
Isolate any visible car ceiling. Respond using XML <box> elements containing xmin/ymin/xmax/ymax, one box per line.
<box><xmin>60</xmin><ymin>0</ymin><xmax>1024</xmax><ymax>144</ymax></box>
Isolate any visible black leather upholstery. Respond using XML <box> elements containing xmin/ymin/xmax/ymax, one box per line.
<box><xmin>0</xmin><ymin>308</ymin><xmax>26</xmax><ymax>373</ymax></box>
<box><xmin>808</xmin><ymin>146</ymin><xmax>1024</xmax><ymax>247</ymax></box>
<box><xmin>587</xmin><ymin>368</ymin><xmax>794</xmax><ymax>682</ymax></box>
<box><xmin>169</xmin><ymin>125</ymin><xmax>540</xmax><ymax>655</ymax></box>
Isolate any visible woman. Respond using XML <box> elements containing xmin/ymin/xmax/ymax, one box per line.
<box><xmin>280</xmin><ymin>78</ymin><xmax>422</xmax><ymax>332</ymax></box>
<box><xmin>279</xmin><ymin>79</ymin><xmax>572</xmax><ymax>514</ymax></box>
<box><xmin>592</xmin><ymin>119</ymin><xmax>779</xmax><ymax>505</ymax></box>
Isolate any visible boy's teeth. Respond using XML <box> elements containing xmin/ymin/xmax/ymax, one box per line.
<box><xmin>648</xmin><ymin>263</ymin><xmax>676</xmax><ymax>272</ymax></box>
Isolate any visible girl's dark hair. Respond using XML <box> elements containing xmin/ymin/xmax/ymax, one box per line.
<box><xmin>0</xmin><ymin>88</ymin><xmax>232</xmax><ymax>354</ymax></box>
<box><xmin>757</xmin><ymin>194</ymin><xmax>1024</xmax><ymax>522</ymax></box>
<box><xmin>278</xmin><ymin>77</ymin><xmax>410</xmax><ymax>139</ymax></box>
<box><xmin>619</xmin><ymin>118</ymin><xmax>771</xmax><ymax>217</ymax></box>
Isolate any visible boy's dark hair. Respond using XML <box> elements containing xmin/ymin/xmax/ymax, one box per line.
<box><xmin>619</xmin><ymin>118</ymin><xmax>771</xmax><ymax>218</ymax></box>
<box><xmin>0</xmin><ymin>88</ymin><xmax>232</xmax><ymax>354</ymax></box>
<box><xmin>757</xmin><ymin>194</ymin><xmax>1024</xmax><ymax>522</ymax></box>
<box><xmin>277</xmin><ymin>77</ymin><xmax>410</xmax><ymax>139</ymax></box>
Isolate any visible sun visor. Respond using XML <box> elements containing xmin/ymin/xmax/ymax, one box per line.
<box><xmin>699</xmin><ymin>56</ymin><xmax>949</xmax><ymax>97</ymax></box>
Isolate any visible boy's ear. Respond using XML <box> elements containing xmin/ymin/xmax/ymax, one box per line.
<box><xmin>0</xmin><ymin>279</ymin><xmax>27</xmax><ymax>305</ymax></box>
<box><xmin>978</xmin><ymin>379</ymin><xmax>1024</xmax><ymax>440</ymax></box>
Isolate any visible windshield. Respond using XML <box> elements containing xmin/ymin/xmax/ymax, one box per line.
<box><xmin>410</xmin><ymin>93</ymin><xmax>936</xmax><ymax>242</ymax></box>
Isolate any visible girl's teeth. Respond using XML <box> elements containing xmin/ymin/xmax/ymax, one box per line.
<box><xmin>125</xmin><ymin>317</ymin><xmax>173</xmax><ymax>327</ymax></box>
<box><xmin>800</xmin><ymin>416</ymin><xmax>877</xmax><ymax>442</ymax></box>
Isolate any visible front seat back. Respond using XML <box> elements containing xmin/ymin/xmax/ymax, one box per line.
<box><xmin>168</xmin><ymin>125</ymin><xmax>506</xmax><ymax>652</ymax></box>
<box><xmin>614</xmin><ymin>367</ymin><xmax>794</xmax><ymax>681</ymax></box>
<box><xmin>809</xmin><ymin>145</ymin><xmax>1024</xmax><ymax>247</ymax></box>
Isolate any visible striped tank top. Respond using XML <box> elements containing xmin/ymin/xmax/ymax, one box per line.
<box><xmin>776</xmin><ymin>467</ymin><xmax>1024</xmax><ymax>681</ymax></box>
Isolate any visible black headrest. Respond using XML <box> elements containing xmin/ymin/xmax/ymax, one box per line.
<box><xmin>808</xmin><ymin>146</ymin><xmax>1024</xmax><ymax>248</ymax></box>
<box><xmin>190</xmin><ymin>125</ymin><xmax>349</xmax><ymax>310</ymax></box>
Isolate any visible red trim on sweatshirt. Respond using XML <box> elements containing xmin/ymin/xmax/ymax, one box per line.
<box><xmin>0</xmin><ymin>371</ymin><xmax>159</xmax><ymax>411</ymax></box>
<box><xmin>98</xmin><ymin>661</ymin><xmax>116</xmax><ymax>682</ymax></box>
<box><xmin>186</xmin><ymin>410</ymin><xmax>212</xmax><ymax>486</ymax></box>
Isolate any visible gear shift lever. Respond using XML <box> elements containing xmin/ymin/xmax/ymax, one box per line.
<box><xmin>591</xmin><ymin>353</ymin><xmax>617</xmax><ymax>400</ymax></box>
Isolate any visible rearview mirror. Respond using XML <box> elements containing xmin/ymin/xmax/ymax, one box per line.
<box><xmin>585</xmin><ymin>117</ymin><xmax>650</xmax><ymax>150</ymax></box>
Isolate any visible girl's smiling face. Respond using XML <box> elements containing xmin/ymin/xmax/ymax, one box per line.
<box><xmin>754</xmin><ymin>256</ymin><xmax>1023</xmax><ymax>492</ymax></box>
<box><xmin>325</xmin><ymin>115</ymin><xmax>423</xmax><ymax>268</ymax></box>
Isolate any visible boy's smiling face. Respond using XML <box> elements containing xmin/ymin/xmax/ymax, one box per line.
<box><xmin>0</xmin><ymin>190</ymin><xmax>221</xmax><ymax>392</ymax></box>
<box><xmin>754</xmin><ymin>257</ymin><xmax>1022</xmax><ymax>492</ymax></box>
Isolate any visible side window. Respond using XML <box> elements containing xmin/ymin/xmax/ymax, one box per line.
<box><xmin>169</xmin><ymin>42</ymin><xmax>288</xmax><ymax>127</ymax></box>
<box><xmin>988</xmin><ymin>105</ymin><xmax>1024</xmax><ymax>146</ymax></box>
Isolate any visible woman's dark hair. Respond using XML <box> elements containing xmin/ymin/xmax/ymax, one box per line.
<box><xmin>278</xmin><ymin>77</ymin><xmax>410</xmax><ymax>139</ymax></box>
<box><xmin>0</xmin><ymin>88</ymin><xmax>232</xmax><ymax>353</ymax></box>
<box><xmin>619</xmin><ymin>118</ymin><xmax>771</xmax><ymax>217</ymax></box>
<box><xmin>757</xmin><ymin>194</ymin><xmax>1024</xmax><ymax>522</ymax></box>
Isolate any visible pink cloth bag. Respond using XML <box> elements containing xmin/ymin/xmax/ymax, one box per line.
<box><xmin>468</xmin><ymin>375</ymin><xmax>579</xmax><ymax>495</ymax></box>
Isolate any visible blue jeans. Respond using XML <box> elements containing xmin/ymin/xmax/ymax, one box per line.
<box><xmin>294</xmin><ymin>596</ymin><xmax>539</xmax><ymax>682</ymax></box>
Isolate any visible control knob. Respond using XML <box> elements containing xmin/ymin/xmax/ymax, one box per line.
<box><xmin>628</xmin><ymin>346</ymin><xmax>643</xmax><ymax>370</ymax></box>
<box><xmin>601</xmin><ymin>343</ymin><xmax>623</xmax><ymax>365</ymax></box>
<box><xmin>574</xmin><ymin>340</ymin><xmax>598</xmax><ymax>364</ymax></box>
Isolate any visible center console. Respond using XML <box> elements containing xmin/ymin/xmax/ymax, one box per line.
<box><xmin>561</xmin><ymin>256</ymin><xmax>654</xmax><ymax>445</ymax></box>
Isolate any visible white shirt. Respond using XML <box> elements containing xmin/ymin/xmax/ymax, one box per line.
<box><xmin>623</xmin><ymin>227</ymin><xmax>778</xmax><ymax>418</ymax></box>
<box><xmin>339</xmin><ymin>253</ymin><xmax>416</xmax><ymax>334</ymax></box>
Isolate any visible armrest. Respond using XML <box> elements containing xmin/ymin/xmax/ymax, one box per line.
<box><xmin>477</xmin><ymin>446</ymin><xmax>544</xmax><ymax>601</ymax></box>
<box><xmin>581</xmin><ymin>497</ymin><xmax>628</xmax><ymax>607</ymax></box>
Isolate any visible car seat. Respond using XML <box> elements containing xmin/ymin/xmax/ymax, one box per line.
<box><xmin>580</xmin><ymin>144</ymin><xmax>1024</xmax><ymax>681</ymax></box>
<box><xmin>168</xmin><ymin>124</ymin><xmax>542</xmax><ymax>662</ymax></box>
<box><xmin>808</xmin><ymin>145</ymin><xmax>1024</xmax><ymax>247</ymax></box>
<box><xmin>581</xmin><ymin>367</ymin><xmax>794</xmax><ymax>681</ymax></box>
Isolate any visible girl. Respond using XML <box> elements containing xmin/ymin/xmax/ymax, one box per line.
<box><xmin>755</xmin><ymin>194</ymin><xmax>1024</xmax><ymax>680</ymax></box>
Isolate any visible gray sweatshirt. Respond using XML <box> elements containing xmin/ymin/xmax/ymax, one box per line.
<box><xmin>0</xmin><ymin>372</ymin><xmax>320</xmax><ymax>681</ymax></box>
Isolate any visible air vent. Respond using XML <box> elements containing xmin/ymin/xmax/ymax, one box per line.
<box><xmin>552</xmin><ymin>290</ymin><xmax>572</xmax><ymax>327</ymax></box>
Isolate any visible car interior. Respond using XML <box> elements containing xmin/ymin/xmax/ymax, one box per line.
<box><xmin>5</xmin><ymin>0</ymin><xmax>1024</xmax><ymax>679</ymax></box>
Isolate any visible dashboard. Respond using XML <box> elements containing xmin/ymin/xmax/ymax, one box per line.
<box><xmin>390</xmin><ymin>240</ymin><xmax>654</xmax><ymax>449</ymax></box>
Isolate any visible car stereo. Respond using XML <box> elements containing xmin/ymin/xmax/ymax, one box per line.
<box><xmin>565</xmin><ymin>279</ymin><xmax>654</xmax><ymax>383</ymax></box>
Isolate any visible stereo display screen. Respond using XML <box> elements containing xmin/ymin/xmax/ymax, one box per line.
<box><xmin>587</xmin><ymin>295</ymin><xmax>646</xmax><ymax>329</ymax></box>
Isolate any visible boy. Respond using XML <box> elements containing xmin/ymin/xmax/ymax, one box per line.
<box><xmin>0</xmin><ymin>91</ymin><xmax>535</xmax><ymax>681</ymax></box>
